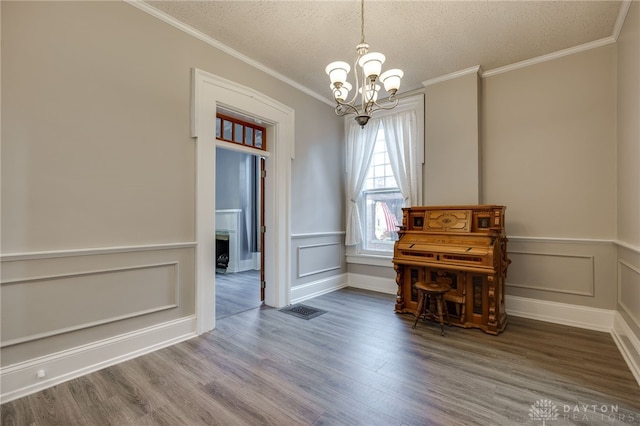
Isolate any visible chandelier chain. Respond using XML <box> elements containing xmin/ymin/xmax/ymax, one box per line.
<box><xmin>360</xmin><ymin>0</ymin><xmax>365</xmax><ymax>44</ymax></box>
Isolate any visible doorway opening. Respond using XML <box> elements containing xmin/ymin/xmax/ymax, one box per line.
<box><xmin>214</xmin><ymin>142</ymin><xmax>265</xmax><ymax>319</ymax></box>
<box><xmin>192</xmin><ymin>68</ymin><xmax>294</xmax><ymax>334</ymax></box>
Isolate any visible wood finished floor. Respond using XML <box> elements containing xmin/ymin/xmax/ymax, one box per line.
<box><xmin>2</xmin><ymin>288</ymin><xmax>639</xmax><ymax>426</ymax></box>
<box><xmin>215</xmin><ymin>270</ymin><xmax>262</xmax><ymax>320</ymax></box>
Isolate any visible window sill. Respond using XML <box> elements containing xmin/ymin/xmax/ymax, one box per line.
<box><xmin>346</xmin><ymin>253</ymin><xmax>394</xmax><ymax>268</ymax></box>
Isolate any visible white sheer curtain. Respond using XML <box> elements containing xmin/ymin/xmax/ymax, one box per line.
<box><xmin>381</xmin><ymin>110</ymin><xmax>419</xmax><ymax>207</ymax></box>
<box><xmin>344</xmin><ymin>119</ymin><xmax>380</xmax><ymax>246</ymax></box>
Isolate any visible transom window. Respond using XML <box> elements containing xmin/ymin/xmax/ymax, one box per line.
<box><xmin>216</xmin><ymin>113</ymin><xmax>266</xmax><ymax>151</ymax></box>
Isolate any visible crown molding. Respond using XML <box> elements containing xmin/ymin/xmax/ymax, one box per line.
<box><xmin>613</xmin><ymin>0</ymin><xmax>634</xmax><ymax>41</ymax></box>
<box><xmin>421</xmin><ymin>65</ymin><xmax>483</xmax><ymax>87</ymax></box>
<box><xmin>430</xmin><ymin>1</ymin><xmax>632</xmax><ymax>82</ymax></box>
<box><xmin>482</xmin><ymin>36</ymin><xmax>616</xmax><ymax>78</ymax></box>
<box><xmin>124</xmin><ymin>1</ymin><xmax>334</xmax><ymax>107</ymax></box>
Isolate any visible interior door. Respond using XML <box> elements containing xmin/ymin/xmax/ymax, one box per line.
<box><xmin>260</xmin><ymin>156</ymin><xmax>265</xmax><ymax>301</ymax></box>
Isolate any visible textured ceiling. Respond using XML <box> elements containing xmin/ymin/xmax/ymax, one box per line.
<box><xmin>144</xmin><ymin>1</ymin><xmax>623</xmax><ymax>102</ymax></box>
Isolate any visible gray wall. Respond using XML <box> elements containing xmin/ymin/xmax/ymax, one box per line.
<box><xmin>1</xmin><ymin>0</ymin><xmax>344</xmax><ymax>396</ymax></box>
<box><xmin>483</xmin><ymin>44</ymin><xmax>617</xmax><ymax>309</ymax></box>
<box><xmin>424</xmin><ymin>71</ymin><xmax>480</xmax><ymax>205</ymax></box>
<box><xmin>616</xmin><ymin>1</ymin><xmax>640</xmax><ymax>343</ymax></box>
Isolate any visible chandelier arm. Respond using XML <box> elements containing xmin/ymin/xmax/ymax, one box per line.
<box><xmin>369</xmin><ymin>95</ymin><xmax>400</xmax><ymax>112</ymax></box>
<box><xmin>346</xmin><ymin>53</ymin><xmax>363</xmax><ymax>108</ymax></box>
<box><xmin>334</xmin><ymin>102</ymin><xmax>361</xmax><ymax>117</ymax></box>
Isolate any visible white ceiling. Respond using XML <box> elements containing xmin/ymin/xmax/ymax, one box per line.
<box><xmin>144</xmin><ymin>1</ymin><xmax>625</xmax><ymax>103</ymax></box>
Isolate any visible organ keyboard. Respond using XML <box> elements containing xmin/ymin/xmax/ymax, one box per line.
<box><xmin>392</xmin><ymin>205</ymin><xmax>510</xmax><ymax>334</ymax></box>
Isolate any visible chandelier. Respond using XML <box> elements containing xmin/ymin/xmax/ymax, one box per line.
<box><xmin>325</xmin><ymin>0</ymin><xmax>403</xmax><ymax>128</ymax></box>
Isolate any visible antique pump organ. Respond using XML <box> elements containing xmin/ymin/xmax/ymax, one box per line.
<box><xmin>392</xmin><ymin>205</ymin><xmax>510</xmax><ymax>335</ymax></box>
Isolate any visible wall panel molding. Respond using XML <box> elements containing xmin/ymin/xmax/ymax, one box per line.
<box><xmin>505</xmin><ymin>237</ymin><xmax>615</xmax><ymax>306</ymax></box>
<box><xmin>508</xmin><ymin>236</ymin><xmax>614</xmax><ymax>245</ymax></box>
<box><xmin>616</xmin><ymin>239</ymin><xmax>640</xmax><ymax>254</ymax></box>
<box><xmin>1</xmin><ymin>242</ymin><xmax>197</xmax><ymax>262</ymax></box>
<box><xmin>291</xmin><ymin>231</ymin><xmax>345</xmax><ymax>239</ymax></box>
<box><xmin>297</xmin><ymin>242</ymin><xmax>342</xmax><ymax>278</ymax></box>
<box><xmin>618</xmin><ymin>260</ymin><xmax>640</xmax><ymax>330</ymax></box>
<box><xmin>506</xmin><ymin>251</ymin><xmax>595</xmax><ymax>296</ymax></box>
<box><xmin>1</xmin><ymin>263</ymin><xmax>180</xmax><ymax>347</ymax></box>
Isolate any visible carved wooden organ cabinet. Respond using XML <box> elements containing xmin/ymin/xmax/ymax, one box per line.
<box><xmin>392</xmin><ymin>205</ymin><xmax>510</xmax><ymax>335</ymax></box>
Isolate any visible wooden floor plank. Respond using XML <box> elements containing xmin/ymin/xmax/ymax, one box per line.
<box><xmin>2</xmin><ymin>287</ymin><xmax>639</xmax><ymax>425</ymax></box>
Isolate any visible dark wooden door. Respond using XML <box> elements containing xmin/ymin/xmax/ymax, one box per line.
<box><xmin>260</xmin><ymin>157</ymin><xmax>265</xmax><ymax>301</ymax></box>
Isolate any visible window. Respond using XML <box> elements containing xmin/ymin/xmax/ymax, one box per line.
<box><xmin>344</xmin><ymin>94</ymin><xmax>424</xmax><ymax>261</ymax></box>
<box><xmin>360</xmin><ymin>127</ymin><xmax>404</xmax><ymax>253</ymax></box>
<box><xmin>216</xmin><ymin>113</ymin><xmax>266</xmax><ymax>151</ymax></box>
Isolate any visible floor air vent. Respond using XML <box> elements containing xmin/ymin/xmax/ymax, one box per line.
<box><xmin>279</xmin><ymin>304</ymin><xmax>327</xmax><ymax>320</ymax></box>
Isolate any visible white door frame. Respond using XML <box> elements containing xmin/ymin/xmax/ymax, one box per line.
<box><xmin>191</xmin><ymin>68</ymin><xmax>295</xmax><ymax>334</ymax></box>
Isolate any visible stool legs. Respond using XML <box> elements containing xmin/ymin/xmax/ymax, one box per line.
<box><xmin>434</xmin><ymin>295</ymin><xmax>450</xmax><ymax>336</ymax></box>
<box><xmin>412</xmin><ymin>290</ymin><xmax>425</xmax><ymax>329</ymax></box>
<box><xmin>413</xmin><ymin>291</ymin><xmax>450</xmax><ymax>335</ymax></box>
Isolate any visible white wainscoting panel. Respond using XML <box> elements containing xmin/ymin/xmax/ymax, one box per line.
<box><xmin>618</xmin><ymin>259</ymin><xmax>640</xmax><ymax>330</ymax></box>
<box><xmin>297</xmin><ymin>242</ymin><xmax>342</xmax><ymax>278</ymax></box>
<box><xmin>505</xmin><ymin>237</ymin><xmax>616</xmax><ymax>309</ymax></box>
<box><xmin>1</xmin><ymin>263</ymin><xmax>179</xmax><ymax>347</ymax></box>
<box><xmin>0</xmin><ymin>243</ymin><xmax>196</xmax><ymax>401</ymax></box>
<box><xmin>507</xmin><ymin>251</ymin><xmax>595</xmax><ymax>296</ymax></box>
<box><xmin>290</xmin><ymin>232</ymin><xmax>345</xmax><ymax>300</ymax></box>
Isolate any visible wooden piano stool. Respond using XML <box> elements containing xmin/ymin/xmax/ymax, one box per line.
<box><xmin>412</xmin><ymin>280</ymin><xmax>452</xmax><ymax>335</ymax></box>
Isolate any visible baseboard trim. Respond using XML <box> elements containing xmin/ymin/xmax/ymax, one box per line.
<box><xmin>505</xmin><ymin>295</ymin><xmax>614</xmax><ymax>332</ymax></box>
<box><xmin>290</xmin><ymin>274</ymin><xmax>348</xmax><ymax>304</ymax></box>
<box><xmin>0</xmin><ymin>316</ymin><xmax>197</xmax><ymax>404</ymax></box>
<box><xmin>347</xmin><ymin>272</ymin><xmax>397</xmax><ymax>294</ymax></box>
<box><xmin>612</xmin><ymin>312</ymin><xmax>640</xmax><ymax>386</ymax></box>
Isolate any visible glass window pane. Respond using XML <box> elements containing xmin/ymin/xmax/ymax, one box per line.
<box><xmin>374</xmin><ymin>152</ymin><xmax>385</xmax><ymax>165</ymax></box>
<box><xmin>223</xmin><ymin>120</ymin><xmax>232</xmax><ymax>140</ymax></box>
<box><xmin>255</xmin><ymin>129</ymin><xmax>263</xmax><ymax>148</ymax></box>
<box><xmin>385</xmin><ymin>165</ymin><xmax>394</xmax><ymax>177</ymax></box>
<box><xmin>216</xmin><ymin>117</ymin><xmax>221</xmax><ymax>139</ymax></box>
<box><xmin>234</xmin><ymin>123</ymin><xmax>243</xmax><ymax>143</ymax></box>
<box><xmin>362</xmin><ymin>190</ymin><xmax>404</xmax><ymax>252</ymax></box>
<box><xmin>245</xmin><ymin>127</ymin><xmax>254</xmax><ymax>146</ymax></box>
